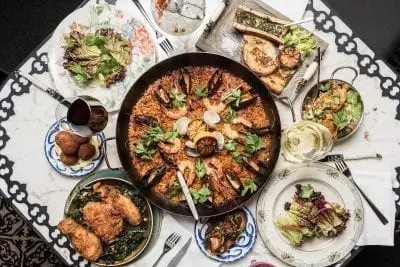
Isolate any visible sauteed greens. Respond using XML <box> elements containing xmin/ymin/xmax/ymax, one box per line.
<box><xmin>66</xmin><ymin>183</ymin><xmax>149</xmax><ymax>264</ymax></box>
<box><xmin>63</xmin><ymin>28</ymin><xmax>132</xmax><ymax>87</ymax></box>
<box><xmin>303</xmin><ymin>80</ymin><xmax>362</xmax><ymax>139</ymax></box>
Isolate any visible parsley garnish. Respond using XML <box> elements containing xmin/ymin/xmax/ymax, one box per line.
<box><xmin>189</xmin><ymin>185</ymin><xmax>212</xmax><ymax>204</ymax></box>
<box><xmin>319</xmin><ymin>82</ymin><xmax>331</xmax><ymax>92</ymax></box>
<box><xmin>169</xmin><ymin>180</ymin><xmax>182</xmax><ymax>198</ymax></box>
<box><xmin>164</xmin><ymin>128</ymin><xmax>179</xmax><ymax>141</ymax></box>
<box><xmin>169</xmin><ymin>88</ymin><xmax>186</xmax><ymax>108</ymax></box>
<box><xmin>194</xmin><ymin>159</ymin><xmax>207</xmax><ymax>180</ymax></box>
<box><xmin>143</xmin><ymin>125</ymin><xmax>165</xmax><ymax>146</ymax></box>
<box><xmin>223</xmin><ymin>107</ymin><xmax>238</xmax><ymax>123</ymax></box>
<box><xmin>241</xmin><ymin>179</ymin><xmax>258</xmax><ymax>196</ymax></box>
<box><xmin>231</xmin><ymin>151</ymin><xmax>243</xmax><ymax>164</ymax></box>
<box><xmin>134</xmin><ymin>140</ymin><xmax>157</xmax><ymax>160</ymax></box>
<box><xmin>245</xmin><ymin>133</ymin><xmax>265</xmax><ymax>154</ymax></box>
<box><xmin>224</xmin><ymin>139</ymin><xmax>238</xmax><ymax>151</ymax></box>
<box><xmin>195</xmin><ymin>86</ymin><xmax>208</xmax><ymax>98</ymax></box>
<box><xmin>224</xmin><ymin>88</ymin><xmax>241</xmax><ymax>108</ymax></box>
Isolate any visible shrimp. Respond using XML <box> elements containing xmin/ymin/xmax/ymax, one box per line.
<box><xmin>203</xmin><ymin>98</ymin><xmax>227</xmax><ymax>113</ymax></box>
<box><xmin>177</xmin><ymin>160</ymin><xmax>196</xmax><ymax>186</ymax></box>
<box><xmin>163</xmin><ymin>106</ymin><xmax>188</xmax><ymax>120</ymax></box>
<box><xmin>158</xmin><ymin>138</ymin><xmax>182</xmax><ymax>154</ymax></box>
<box><xmin>222</xmin><ymin>123</ymin><xmax>239</xmax><ymax>140</ymax></box>
<box><xmin>231</xmin><ymin>117</ymin><xmax>253</xmax><ymax>128</ymax></box>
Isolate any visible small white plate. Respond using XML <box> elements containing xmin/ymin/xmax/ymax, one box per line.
<box><xmin>44</xmin><ymin>120</ymin><xmax>105</xmax><ymax>177</ymax></box>
<box><xmin>256</xmin><ymin>162</ymin><xmax>364</xmax><ymax>267</ymax></box>
<box><xmin>48</xmin><ymin>3</ymin><xmax>156</xmax><ymax>112</ymax></box>
<box><xmin>194</xmin><ymin>207</ymin><xmax>257</xmax><ymax>263</ymax></box>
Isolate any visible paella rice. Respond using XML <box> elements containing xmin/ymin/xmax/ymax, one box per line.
<box><xmin>128</xmin><ymin>66</ymin><xmax>272</xmax><ymax>207</ymax></box>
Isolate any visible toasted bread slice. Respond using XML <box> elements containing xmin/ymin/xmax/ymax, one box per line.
<box><xmin>260</xmin><ymin>71</ymin><xmax>286</xmax><ymax>94</ymax></box>
<box><xmin>242</xmin><ymin>34</ymin><xmax>278</xmax><ymax>76</ymax></box>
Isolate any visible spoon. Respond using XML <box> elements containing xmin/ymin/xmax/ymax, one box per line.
<box><xmin>166</xmin><ymin>0</ymin><xmax>205</xmax><ymax>20</ymax></box>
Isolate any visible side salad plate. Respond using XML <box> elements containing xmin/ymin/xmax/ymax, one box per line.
<box><xmin>256</xmin><ymin>163</ymin><xmax>364</xmax><ymax>267</ymax></box>
<box><xmin>48</xmin><ymin>4</ymin><xmax>156</xmax><ymax>112</ymax></box>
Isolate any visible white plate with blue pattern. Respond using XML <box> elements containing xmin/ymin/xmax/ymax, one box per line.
<box><xmin>44</xmin><ymin>120</ymin><xmax>105</xmax><ymax>177</ymax></box>
<box><xmin>194</xmin><ymin>207</ymin><xmax>257</xmax><ymax>263</ymax></box>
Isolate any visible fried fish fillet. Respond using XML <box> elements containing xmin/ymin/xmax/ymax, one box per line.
<box><xmin>82</xmin><ymin>202</ymin><xmax>123</xmax><ymax>243</ymax></box>
<box><xmin>58</xmin><ymin>218</ymin><xmax>102</xmax><ymax>262</ymax></box>
<box><xmin>93</xmin><ymin>183</ymin><xmax>142</xmax><ymax>225</ymax></box>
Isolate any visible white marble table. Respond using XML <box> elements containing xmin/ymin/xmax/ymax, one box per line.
<box><xmin>0</xmin><ymin>0</ymin><xmax>399</xmax><ymax>266</ymax></box>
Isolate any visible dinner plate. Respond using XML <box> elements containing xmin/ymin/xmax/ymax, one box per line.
<box><xmin>256</xmin><ymin>162</ymin><xmax>364</xmax><ymax>267</ymax></box>
<box><xmin>48</xmin><ymin>3</ymin><xmax>156</xmax><ymax>112</ymax></box>
<box><xmin>194</xmin><ymin>207</ymin><xmax>257</xmax><ymax>263</ymax></box>
<box><xmin>44</xmin><ymin>120</ymin><xmax>105</xmax><ymax>177</ymax></box>
<box><xmin>64</xmin><ymin>169</ymin><xmax>158</xmax><ymax>266</ymax></box>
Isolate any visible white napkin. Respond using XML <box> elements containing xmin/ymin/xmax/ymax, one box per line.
<box><xmin>263</xmin><ymin>0</ymin><xmax>308</xmax><ymax>21</ymax></box>
<box><xmin>352</xmin><ymin>172</ymin><xmax>396</xmax><ymax>246</ymax></box>
<box><xmin>131</xmin><ymin>213</ymin><xmax>218</xmax><ymax>267</ymax></box>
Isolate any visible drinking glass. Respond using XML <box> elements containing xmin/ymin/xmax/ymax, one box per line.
<box><xmin>151</xmin><ymin>0</ymin><xmax>206</xmax><ymax>50</ymax></box>
<box><xmin>55</xmin><ymin>96</ymin><xmax>108</xmax><ymax>137</ymax></box>
<box><xmin>281</xmin><ymin>120</ymin><xmax>333</xmax><ymax>163</ymax></box>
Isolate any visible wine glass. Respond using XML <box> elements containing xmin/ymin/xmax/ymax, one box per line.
<box><xmin>55</xmin><ymin>96</ymin><xmax>108</xmax><ymax>137</ymax></box>
<box><xmin>281</xmin><ymin>120</ymin><xmax>333</xmax><ymax>163</ymax></box>
<box><xmin>152</xmin><ymin>0</ymin><xmax>206</xmax><ymax>50</ymax></box>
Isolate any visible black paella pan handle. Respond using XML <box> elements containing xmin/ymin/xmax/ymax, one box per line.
<box><xmin>100</xmin><ymin>137</ymin><xmax>122</xmax><ymax>171</ymax></box>
<box><xmin>330</xmin><ymin>66</ymin><xmax>358</xmax><ymax>85</ymax></box>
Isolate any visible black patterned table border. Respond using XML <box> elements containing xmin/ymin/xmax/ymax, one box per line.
<box><xmin>0</xmin><ymin>0</ymin><xmax>398</xmax><ymax>266</ymax></box>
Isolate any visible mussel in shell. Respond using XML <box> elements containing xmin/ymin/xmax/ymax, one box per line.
<box><xmin>241</xmin><ymin>153</ymin><xmax>267</xmax><ymax>175</ymax></box>
<box><xmin>141</xmin><ymin>164</ymin><xmax>166</xmax><ymax>187</ymax></box>
<box><xmin>134</xmin><ymin>114</ymin><xmax>158</xmax><ymax>126</ymax></box>
<box><xmin>225</xmin><ymin>171</ymin><xmax>242</xmax><ymax>192</ymax></box>
<box><xmin>207</xmin><ymin>69</ymin><xmax>223</xmax><ymax>96</ymax></box>
<box><xmin>154</xmin><ymin>85</ymin><xmax>171</xmax><ymax>107</ymax></box>
<box><xmin>177</xmin><ymin>68</ymin><xmax>191</xmax><ymax>95</ymax></box>
<box><xmin>237</xmin><ymin>92</ymin><xmax>256</xmax><ymax>109</ymax></box>
<box><xmin>159</xmin><ymin>150</ymin><xmax>175</xmax><ymax>166</ymax></box>
<box><xmin>242</xmin><ymin>125</ymin><xmax>272</xmax><ymax>136</ymax></box>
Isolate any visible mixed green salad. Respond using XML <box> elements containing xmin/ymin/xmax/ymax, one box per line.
<box><xmin>275</xmin><ymin>184</ymin><xmax>350</xmax><ymax>247</ymax></box>
<box><xmin>63</xmin><ymin>28</ymin><xmax>132</xmax><ymax>87</ymax></box>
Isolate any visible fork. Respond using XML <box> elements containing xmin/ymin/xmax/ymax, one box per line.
<box><xmin>152</xmin><ymin>232</ymin><xmax>182</xmax><ymax>267</ymax></box>
<box><xmin>335</xmin><ymin>160</ymin><xmax>389</xmax><ymax>225</ymax></box>
<box><xmin>132</xmin><ymin>0</ymin><xmax>174</xmax><ymax>56</ymax></box>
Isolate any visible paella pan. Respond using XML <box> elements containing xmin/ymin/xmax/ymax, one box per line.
<box><xmin>110</xmin><ymin>53</ymin><xmax>281</xmax><ymax>217</ymax></box>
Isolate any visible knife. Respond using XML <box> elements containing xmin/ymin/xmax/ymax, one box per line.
<box><xmin>319</xmin><ymin>153</ymin><xmax>382</xmax><ymax>162</ymax></box>
<box><xmin>167</xmin><ymin>237</ymin><xmax>192</xmax><ymax>267</ymax></box>
<box><xmin>176</xmin><ymin>170</ymin><xmax>199</xmax><ymax>220</ymax></box>
<box><xmin>14</xmin><ymin>70</ymin><xmax>69</xmax><ymax>106</ymax></box>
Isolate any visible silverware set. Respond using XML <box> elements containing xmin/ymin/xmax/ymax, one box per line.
<box><xmin>334</xmin><ymin>159</ymin><xmax>389</xmax><ymax>225</ymax></box>
<box><xmin>132</xmin><ymin>0</ymin><xmax>174</xmax><ymax>56</ymax></box>
<box><xmin>153</xmin><ymin>232</ymin><xmax>182</xmax><ymax>267</ymax></box>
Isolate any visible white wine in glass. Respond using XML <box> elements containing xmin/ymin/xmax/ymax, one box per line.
<box><xmin>281</xmin><ymin>121</ymin><xmax>333</xmax><ymax>163</ymax></box>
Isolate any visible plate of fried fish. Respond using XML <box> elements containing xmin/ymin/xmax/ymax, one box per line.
<box><xmin>59</xmin><ymin>174</ymin><xmax>153</xmax><ymax>266</ymax></box>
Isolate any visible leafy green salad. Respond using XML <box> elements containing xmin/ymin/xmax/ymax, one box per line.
<box><xmin>275</xmin><ymin>184</ymin><xmax>350</xmax><ymax>247</ymax></box>
<box><xmin>63</xmin><ymin>28</ymin><xmax>132</xmax><ymax>87</ymax></box>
